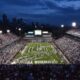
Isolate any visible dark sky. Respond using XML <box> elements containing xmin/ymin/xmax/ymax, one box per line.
<box><xmin>0</xmin><ymin>0</ymin><xmax>80</xmax><ymax>25</ymax></box>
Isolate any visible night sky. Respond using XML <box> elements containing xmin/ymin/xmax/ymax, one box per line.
<box><xmin>0</xmin><ymin>0</ymin><xmax>80</xmax><ymax>25</ymax></box>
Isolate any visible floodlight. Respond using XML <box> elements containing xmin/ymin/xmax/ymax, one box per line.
<box><xmin>72</xmin><ymin>22</ymin><xmax>77</xmax><ymax>27</ymax></box>
<box><xmin>43</xmin><ymin>31</ymin><xmax>48</xmax><ymax>34</ymax></box>
<box><xmin>7</xmin><ymin>30</ymin><xmax>10</xmax><ymax>33</ymax></box>
<box><xmin>0</xmin><ymin>30</ymin><xmax>2</xmax><ymax>34</ymax></box>
<box><xmin>28</xmin><ymin>31</ymin><xmax>33</xmax><ymax>34</ymax></box>
<box><xmin>18</xmin><ymin>28</ymin><xmax>21</xmax><ymax>31</ymax></box>
<box><xmin>61</xmin><ymin>24</ymin><xmax>64</xmax><ymax>28</ymax></box>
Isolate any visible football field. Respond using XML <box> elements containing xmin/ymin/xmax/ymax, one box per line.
<box><xmin>12</xmin><ymin>42</ymin><xmax>64</xmax><ymax>64</ymax></box>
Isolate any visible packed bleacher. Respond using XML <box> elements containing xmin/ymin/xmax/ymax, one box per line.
<box><xmin>66</xmin><ymin>29</ymin><xmax>80</xmax><ymax>38</ymax></box>
<box><xmin>0</xmin><ymin>33</ymin><xmax>19</xmax><ymax>48</ymax></box>
<box><xmin>55</xmin><ymin>35</ymin><xmax>80</xmax><ymax>63</ymax></box>
<box><xmin>0</xmin><ymin>38</ymin><xmax>27</xmax><ymax>64</ymax></box>
<box><xmin>0</xmin><ymin>64</ymin><xmax>80</xmax><ymax>80</ymax></box>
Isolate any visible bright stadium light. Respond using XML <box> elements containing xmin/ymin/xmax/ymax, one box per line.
<box><xmin>7</xmin><ymin>29</ymin><xmax>10</xmax><ymax>33</ymax></box>
<box><xmin>43</xmin><ymin>31</ymin><xmax>48</xmax><ymax>34</ymax></box>
<box><xmin>61</xmin><ymin>24</ymin><xmax>64</xmax><ymax>28</ymax></box>
<box><xmin>28</xmin><ymin>31</ymin><xmax>33</xmax><ymax>34</ymax></box>
<box><xmin>0</xmin><ymin>30</ymin><xmax>2</xmax><ymax>34</ymax></box>
<box><xmin>72</xmin><ymin>22</ymin><xmax>77</xmax><ymax>27</ymax></box>
<box><xmin>18</xmin><ymin>28</ymin><xmax>21</xmax><ymax>31</ymax></box>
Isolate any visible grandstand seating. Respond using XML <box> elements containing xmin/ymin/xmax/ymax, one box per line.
<box><xmin>66</xmin><ymin>29</ymin><xmax>80</xmax><ymax>38</ymax></box>
<box><xmin>0</xmin><ymin>39</ymin><xmax>27</xmax><ymax>64</ymax></box>
<box><xmin>0</xmin><ymin>64</ymin><xmax>80</xmax><ymax>80</ymax></box>
<box><xmin>55</xmin><ymin>35</ymin><xmax>80</xmax><ymax>63</ymax></box>
<box><xmin>0</xmin><ymin>33</ymin><xmax>19</xmax><ymax>48</ymax></box>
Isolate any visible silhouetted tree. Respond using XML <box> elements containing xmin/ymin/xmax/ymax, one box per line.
<box><xmin>2</xmin><ymin>14</ymin><xmax>10</xmax><ymax>33</ymax></box>
<box><xmin>0</xmin><ymin>20</ymin><xmax>2</xmax><ymax>30</ymax></box>
<box><xmin>11</xmin><ymin>17</ymin><xmax>18</xmax><ymax>34</ymax></box>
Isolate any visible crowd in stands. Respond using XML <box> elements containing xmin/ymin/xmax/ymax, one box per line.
<box><xmin>0</xmin><ymin>36</ymin><xmax>27</xmax><ymax>64</ymax></box>
<box><xmin>0</xmin><ymin>33</ymin><xmax>19</xmax><ymax>48</ymax></box>
<box><xmin>55</xmin><ymin>35</ymin><xmax>80</xmax><ymax>63</ymax></box>
<box><xmin>0</xmin><ymin>64</ymin><xmax>80</xmax><ymax>80</ymax></box>
<box><xmin>66</xmin><ymin>29</ymin><xmax>80</xmax><ymax>38</ymax></box>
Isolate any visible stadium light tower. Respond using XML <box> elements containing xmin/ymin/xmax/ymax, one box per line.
<box><xmin>61</xmin><ymin>24</ymin><xmax>64</xmax><ymax>28</ymax></box>
<box><xmin>72</xmin><ymin>22</ymin><xmax>77</xmax><ymax>28</ymax></box>
<box><xmin>0</xmin><ymin>30</ymin><xmax>2</xmax><ymax>34</ymax></box>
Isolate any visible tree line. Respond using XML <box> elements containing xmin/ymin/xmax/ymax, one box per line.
<box><xmin>0</xmin><ymin>14</ymin><xmax>70</xmax><ymax>37</ymax></box>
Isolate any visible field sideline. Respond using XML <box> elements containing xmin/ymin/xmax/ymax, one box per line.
<box><xmin>11</xmin><ymin>42</ymin><xmax>64</xmax><ymax>64</ymax></box>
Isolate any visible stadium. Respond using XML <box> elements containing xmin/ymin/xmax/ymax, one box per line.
<box><xmin>0</xmin><ymin>20</ymin><xmax>80</xmax><ymax>64</ymax></box>
<box><xmin>0</xmin><ymin>29</ymin><xmax>67</xmax><ymax>64</ymax></box>
<box><xmin>1</xmin><ymin>0</ymin><xmax>80</xmax><ymax>80</ymax></box>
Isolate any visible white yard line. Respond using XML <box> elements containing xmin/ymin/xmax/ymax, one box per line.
<box><xmin>21</xmin><ymin>45</ymin><xmax>28</xmax><ymax>55</ymax></box>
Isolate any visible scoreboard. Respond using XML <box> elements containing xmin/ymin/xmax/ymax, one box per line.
<box><xmin>34</xmin><ymin>30</ymin><xmax>42</xmax><ymax>36</ymax></box>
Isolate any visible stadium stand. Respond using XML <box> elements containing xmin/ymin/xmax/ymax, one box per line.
<box><xmin>0</xmin><ymin>39</ymin><xmax>27</xmax><ymax>64</ymax></box>
<box><xmin>0</xmin><ymin>33</ymin><xmax>19</xmax><ymax>48</ymax></box>
<box><xmin>55</xmin><ymin>35</ymin><xmax>80</xmax><ymax>63</ymax></box>
<box><xmin>66</xmin><ymin>29</ymin><xmax>80</xmax><ymax>38</ymax></box>
<box><xmin>0</xmin><ymin>64</ymin><xmax>80</xmax><ymax>80</ymax></box>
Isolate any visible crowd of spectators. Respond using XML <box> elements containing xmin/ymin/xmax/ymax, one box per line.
<box><xmin>66</xmin><ymin>29</ymin><xmax>80</xmax><ymax>38</ymax></box>
<box><xmin>0</xmin><ymin>64</ymin><xmax>80</xmax><ymax>80</ymax></box>
<box><xmin>55</xmin><ymin>35</ymin><xmax>80</xmax><ymax>63</ymax></box>
<box><xmin>0</xmin><ymin>39</ymin><xmax>26</xmax><ymax>64</ymax></box>
<box><xmin>0</xmin><ymin>33</ymin><xmax>19</xmax><ymax>48</ymax></box>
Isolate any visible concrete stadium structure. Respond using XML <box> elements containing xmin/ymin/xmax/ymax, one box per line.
<box><xmin>25</xmin><ymin>30</ymin><xmax>53</xmax><ymax>42</ymax></box>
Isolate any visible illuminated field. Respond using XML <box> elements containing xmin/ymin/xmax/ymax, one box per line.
<box><xmin>12</xmin><ymin>42</ymin><xmax>64</xmax><ymax>64</ymax></box>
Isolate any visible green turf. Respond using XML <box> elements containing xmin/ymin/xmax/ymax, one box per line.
<box><xmin>13</xmin><ymin>42</ymin><xmax>64</xmax><ymax>64</ymax></box>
